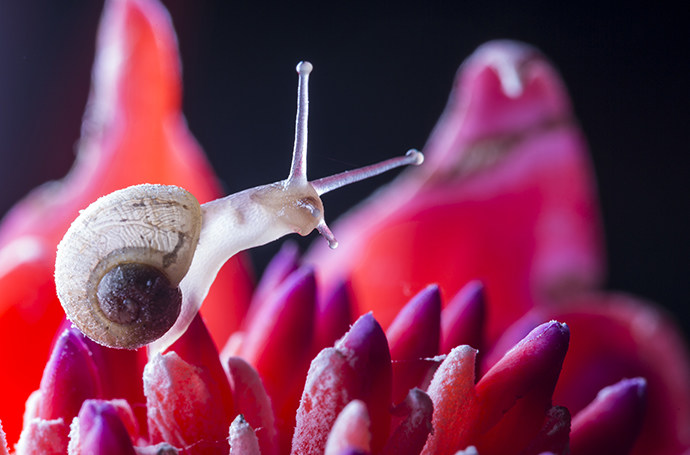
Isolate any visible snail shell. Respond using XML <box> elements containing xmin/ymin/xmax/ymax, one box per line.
<box><xmin>55</xmin><ymin>184</ymin><xmax>202</xmax><ymax>349</ymax></box>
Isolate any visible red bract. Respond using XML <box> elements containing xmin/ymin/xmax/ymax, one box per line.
<box><xmin>306</xmin><ymin>40</ymin><xmax>604</xmax><ymax>343</ymax></box>
<box><xmin>0</xmin><ymin>0</ymin><xmax>253</xmax><ymax>443</ymax></box>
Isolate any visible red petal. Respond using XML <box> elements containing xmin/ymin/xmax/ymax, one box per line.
<box><xmin>314</xmin><ymin>280</ymin><xmax>355</xmax><ymax>353</ymax></box>
<box><xmin>335</xmin><ymin>314</ymin><xmax>393</xmax><ymax>453</ymax></box>
<box><xmin>143</xmin><ymin>352</ymin><xmax>227</xmax><ymax>451</ymax></box>
<box><xmin>475</xmin><ymin>321</ymin><xmax>569</xmax><ymax>437</ymax></box>
<box><xmin>383</xmin><ymin>388</ymin><xmax>434</xmax><ymax>455</ymax></box>
<box><xmin>547</xmin><ymin>293</ymin><xmax>690</xmax><ymax>455</ymax></box>
<box><xmin>229</xmin><ymin>415</ymin><xmax>260</xmax><ymax>455</ymax></box>
<box><xmin>239</xmin><ymin>267</ymin><xmax>316</xmax><ymax>450</ymax></box>
<box><xmin>72</xmin><ymin>400</ymin><xmax>137</xmax><ymax>455</ymax></box>
<box><xmin>292</xmin><ymin>347</ymin><xmax>357</xmax><ymax>455</ymax></box>
<box><xmin>37</xmin><ymin>328</ymin><xmax>103</xmax><ymax>423</ymax></box>
<box><xmin>293</xmin><ymin>314</ymin><xmax>392</xmax><ymax>455</ymax></box>
<box><xmin>167</xmin><ymin>313</ymin><xmax>235</xmax><ymax>424</ymax></box>
<box><xmin>308</xmin><ymin>40</ymin><xmax>603</xmax><ymax>343</ymax></box>
<box><xmin>441</xmin><ymin>280</ymin><xmax>486</xmax><ymax>355</ymax></box>
<box><xmin>421</xmin><ymin>345</ymin><xmax>478</xmax><ymax>455</ymax></box>
<box><xmin>0</xmin><ymin>0</ymin><xmax>252</xmax><ymax>438</ymax></box>
<box><xmin>570</xmin><ymin>378</ymin><xmax>646</xmax><ymax>455</ymax></box>
<box><xmin>14</xmin><ymin>417</ymin><xmax>69</xmax><ymax>455</ymax></box>
<box><xmin>0</xmin><ymin>244</ymin><xmax>62</xmax><ymax>444</ymax></box>
<box><xmin>324</xmin><ymin>400</ymin><xmax>371</xmax><ymax>455</ymax></box>
<box><xmin>227</xmin><ymin>357</ymin><xmax>279</xmax><ymax>455</ymax></box>
<box><xmin>387</xmin><ymin>285</ymin><xmax>441</xmax><ymax>403</ymax></box>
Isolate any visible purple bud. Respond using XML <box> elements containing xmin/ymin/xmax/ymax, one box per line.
<box><xmin>76</xmin><ymin>400</ymin><xmax>136</xmax><ymax>455</ymax></box>
<box><xmin>37</xmin><ymin>328</ymin><xmax>102</xmax><ymax>422</ymax></box>
<box><xmin>441</xmin><ymin>280</ymin><xmax>486</xmax><ymax>354</ymax></box>
<box><xmin>570</xmin><ymin>377</ymin><xmax>647</xmax><ymax>455</ymax></box>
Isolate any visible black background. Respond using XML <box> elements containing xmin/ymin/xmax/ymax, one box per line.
<box><xmin>0</xmin><ymin>2</ymin><xmax>688</xmax><ymax>334</ymax></box>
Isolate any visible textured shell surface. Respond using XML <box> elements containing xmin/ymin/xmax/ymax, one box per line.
<box><xmin>54</xmin><ymin>184</ymin><xmax>202</xmax><ymax>345</ymax></box>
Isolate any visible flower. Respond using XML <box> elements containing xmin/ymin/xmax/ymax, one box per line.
<box><xmin>1</xmin><ymin>0</ymin><xmax>689</xmax><ymax>454</ymax></box>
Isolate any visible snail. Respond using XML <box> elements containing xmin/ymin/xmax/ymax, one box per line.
<box><xmin>55</xmin><ymin>62</ymin><xmax>424</xmax><ymax>352</ymax></box>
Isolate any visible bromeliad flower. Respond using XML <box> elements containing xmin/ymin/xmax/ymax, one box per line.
<box><xmin>1</xmin><ymin>0</ymin><xmax>689</xmax><ymax>454</ymax></box>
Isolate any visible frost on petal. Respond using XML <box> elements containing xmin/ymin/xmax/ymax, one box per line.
<box><xmin>421</xmin><ymin>345</ymin><xmax>478</xmax><ymax>455</ymax></box>
<box><xmin>0</xmin><ymin>420</ymin><xmax>9</xmax><ymax>455</ymax></box>
<box><xmin>227</xmin><ymin>357</ymin><xmax>279</xmax><ymax>455</ymax></box>
<box><xmin>324</xmin><ymin>400</ymin><xmax>371</xmax><ymax>455</ymax></box>
<box><xmin>168</xmin><ymin>313</ymin><xmax>234</xmax><ymax>424</ymax></box>
<box><xmin>570</xmin><ymin>378</ymin><xmax>646</xmax><ymax>455</ymax></box>
<box><xmin>132</xmin><ymin>443</ymin><xmax>179</xmax><ymax>455</ymax></box>
<box><xmin>383</xmin><ymin>388</ymin><xmax>434</xmax><ymax>455</ymax></box>
<box><xmin>14</xmin><ymin>417</ymin><xmax>69</xmax><ymax>455</ymax></box>
<box><xmin>292</xmin><ymin>314</ymin><xmax>393</xmax><ymax>455</ymax></box>
<box><xmin>229</xmin><ymin>415</ymin><xmax>260</xmax><ymax>455</ymax></box>
<box><xmin>143</xmin><ymin>352</ymin><xmax>227</xmax><ymax>452</ymax></box>
<box><xmin>292</xmin><ymin>348</ymin><xmax>357</xmax><ymax>455</ymax></box>
<box><xmin>519</xmin><ymin>406</ymin><xmax>571</xmax><ymax>455</ymax></box>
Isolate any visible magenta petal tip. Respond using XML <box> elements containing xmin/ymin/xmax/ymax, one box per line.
<box><xmin>570</xmin><ymin>377</ymin><xmax>647</xmax><ymax>455</ymax></box>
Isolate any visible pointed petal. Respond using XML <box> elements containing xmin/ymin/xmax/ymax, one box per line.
<box><xmin>72</xmin><ymin>400</ymin><xmax>136</xmax><ymax>455</ymax></box>
<box><xmin>383</xmin><ymin>388</ymin><xmax>434</xmax><ymax>455</ymax></box>
<box><xmin>387</xmin><ymin>285</ymin><xmax>441</xmax><ymax>403</ymax></box>
<box><xmin>292</xmin><ymin>348</ymin><xmax>357</xmax><ymax>455</ymax></box>
<box><xmin>37</xmin><ymin>328</ymin><xmax>102</xmax><ymax>422</ymax></box>
<box><xmin>229</xmin><ymin>415</ymin><xmax>260</xmax><ymax>455</ymax></box>
<box><xmin>441</xmin><ymin>281</ymin><xmax>486</xmax><ymax>354</ymax></box>
<box><xmin>143</xmin><ymin>352</ymin><xmax>227</xmax><ymax>450</ymax></box>
<box><xmin>227</xmin><ymin>357</ymin><xmax>279</xmax><ymax>455</ymax></box>
<box><xmin>387</xmin><ymin>284</ymin><xmax>441</xmax><ymax>360</ymax></box>
<box><xmin>324</xmin><ymin>400</ymin><xmax>371</xmax><ymax>455</ymax></box>
<box><xmin>314</xmin><ymin>281</ymin><xmax>355</xmax><ymax>352</ymax></box>
<box><xmin>243</xmin><ymin>241</ymin><xmax>300</xmax><ymax>330</ymax></box>
<box><xmin>549</xmin><ymin>293</ymin><xmax>690</xmax><ymax>455</ymax></box>
<box><xmin>421</xmin><ymin>345</ymin><xmax>478</xmax><ymax>455</ymax></box>
<box><xmin>570</xmin><ymin>378</ymin><xmax>646</xmax><ymax>455</ymax></box>
<box><xmin>14</xmin><ymin>417</ymin><xmax>69</xmax><ymax>455</ymax></box>
<box><xmin>475</xmin><ymin>322</ymin><xmax>569</xmax><ymax>431</ymax></box>
<box><xmin>473</xmin><ymin>322</ymin><xmax>569</xmax><ymax>453</ymax></box>
<box><xmin>239</xmin><ymin>266</ymin><xmax>316</xmax><ymax>449</ymax></box>
<box><xmin>293</xmin><ymin>315</ymin><xmax>392</xmax><ymax>455</ymax></box>
<box><xmin>335</xmin><ymin>314</ymin><xmax>393</xmax><ymax>453</ymax></box>
<box><xmin>167</xmin><ymin>313</ymin><xmax>234</xmax><ymax>423</ymax></box>
<box><xmin>80</xmin><ymin>337</ymin><xmax>147</xmax><ymax>426</ymax></box>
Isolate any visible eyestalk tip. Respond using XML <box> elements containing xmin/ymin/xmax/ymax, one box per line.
<box><xmin>296</xmin><ymin>61</ymin><xmax>313</xmax><ymax>75</ymax></box>
<box><xmin>406</xmin><ymin>149</ymin><xmax>424</xmax><ymax>166</ymax></box>
<box><xmin>316</xmin><ymin>222</ymin><xmax>338</xmax><ymax>249</ymax></box>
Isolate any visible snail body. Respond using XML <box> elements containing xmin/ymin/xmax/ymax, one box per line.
<box><xmin>55</xmin><ymin>62</ymin><xmax>424</xmax><ymax>352</ymax></box>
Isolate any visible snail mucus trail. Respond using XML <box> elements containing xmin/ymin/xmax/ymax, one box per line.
<box><xmin>55</xmin><ymin>61</ymin><xmax>424</xmax><ymax>353</ymax></box>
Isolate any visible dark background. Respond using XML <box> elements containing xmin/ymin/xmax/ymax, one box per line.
<box><xmin>0</xmin><ymin>2</ymin><xmax>687</xmax><ymax>334</ymax></box>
